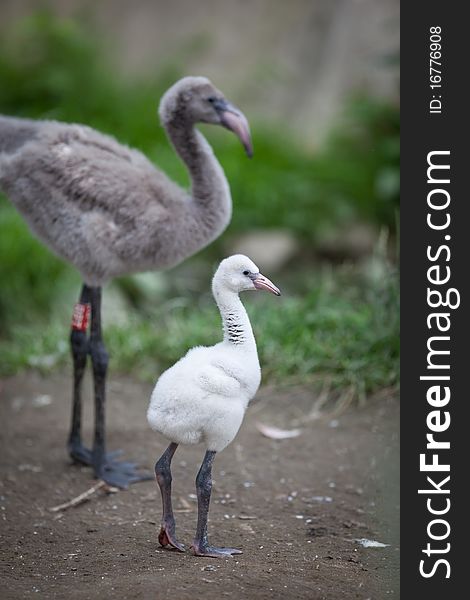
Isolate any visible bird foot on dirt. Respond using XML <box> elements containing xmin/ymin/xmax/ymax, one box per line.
<box><xmin>69</xmin><ymin>443</ymin><xmax>122</xmax><ymax>466</ymax></box>
<box><xmin>69</xmin><ymin>443</ymin><xmax>153</xmax><ymax>489</ymax></box>
<box><xmin>190</xmin><ymin>542</ymin><xmax>242</xmax><ymax>558</ymax></box>
<box><xmin>95</xmin><ymin>461</ymin><xmax>154</xmax><ymax>489</ymax></box>
<box><xmin>158</xmin><ymin>523</ymin><xmax>186</xmax><ymax>552</ymax></box>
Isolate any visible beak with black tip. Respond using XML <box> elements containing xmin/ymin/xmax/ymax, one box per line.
<box><xmin>250</xmin><ymin>273</ymin><xmax>281</xmax><ymax>296</ymax></box>
<box><xmin>213</xmin><ymin>98</ymin><xmax>253</xmax><ymax>158</ymax></box>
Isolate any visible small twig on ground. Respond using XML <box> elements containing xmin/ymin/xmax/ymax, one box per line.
<box><xmin>48</xmin><ymin>480</ymin><xmax>116</xmax><ymax>512</ymax></box>
<box><xmin>291</xmin><ymin>378</ymin><xmax>332</xmax><ymax>426</ymax></box>
<box><xmin>322</xmin><ymin>385</ymin><xmax>356</xmax><ymax>419</ymax></box>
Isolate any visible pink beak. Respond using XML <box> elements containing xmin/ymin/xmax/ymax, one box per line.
<box><xmin>219</xmin><ymin>105</ymin><xmax>253</xmax><ymax>158</ymax></box>
<box><xmin>252</xmin><ymin>273</ymin><xmax>281</xmax><ymax>296</ymax></box>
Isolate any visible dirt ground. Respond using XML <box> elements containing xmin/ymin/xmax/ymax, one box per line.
<box><xmin>0</xmin><ymin>372</ymin><xmax>399</xmax><ymax>599</ymax></box>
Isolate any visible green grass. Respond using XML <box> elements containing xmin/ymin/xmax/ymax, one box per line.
<box><xmin>0</xmin><ymin>260</ymin><xmax>399</xmax><ymax>400</ymax></box>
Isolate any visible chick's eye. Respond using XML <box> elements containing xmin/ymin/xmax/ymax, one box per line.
<box><xmin>243</xmin><ymin>270</ymin><xmax>250</xmax><ymax>276</ymax></box>
<box><xmin>207</xmin><ymin>96</ymin><xmax>216</xmax><ymax>104</ymax></box>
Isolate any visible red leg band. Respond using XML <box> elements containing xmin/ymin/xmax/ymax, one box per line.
<box><xmin>71</xmin><ymin>303</ymin><xmax>91</xmax><ymax>332</ymax></box>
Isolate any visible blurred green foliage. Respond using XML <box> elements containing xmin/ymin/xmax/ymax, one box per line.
<box><xmin>0</xmin><ymin>11</ymin><xmax>399</xmax><ymax>238</ymax></box>
<box><xmin>0</xmin><ymin>259</ymin><xmax>399</xmax><ymax>400</ymax></box>
<box><xmin>0</xmin><ymin>12</ymin><xmax>399</xmax><ymax>398</ymax></box>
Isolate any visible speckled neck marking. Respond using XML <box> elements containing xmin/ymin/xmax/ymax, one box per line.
<box><xmin>216</xmin><ymin>293</ymin><xmax>256</xmax><ymax>351</ymax></box>
<box><xmin>224</xmin><ymin>311</ymin><xmax>247</xmax><ymax>345</ymax></box>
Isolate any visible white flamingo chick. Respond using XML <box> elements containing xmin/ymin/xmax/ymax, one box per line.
<box><xmin>147</xmin><ymin>254</ymin><xmax>281</xmax><ymax>558</ymax></box>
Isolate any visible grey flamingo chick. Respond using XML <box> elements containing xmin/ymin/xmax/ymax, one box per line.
<box><xmin>147</xmin><ymin>255</ymin><xmax>281</xmax><ymax>557</ymax></box>
<box><xmin>0</xmin><ymin>77</ymin><xmax>252</xmax><ymax>488</ymax></box>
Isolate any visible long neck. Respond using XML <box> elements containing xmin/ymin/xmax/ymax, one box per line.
<box><xmin>214</xmin><ymin>288</ymin><xmax>257</xmax><ymax>350</ymax></box>
<box><xmin>164</xmin><ymin>117</ymin><xmax>232</xmax><ymax>240</ymax></box>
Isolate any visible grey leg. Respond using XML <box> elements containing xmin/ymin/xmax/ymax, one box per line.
<box><xmin>68</xmin><ymin>285</ymin><xmax>152</xmax><ymax>488</ymax></box>
<box><xmin>88</xmin><ymin>286</ymin><xmax>152</xmax><ymax>488</ymax></box>
<box><xmin>155</xmin><ymin>443</ymin><xmax>185</xmax><ymax>551</ymax></box>
<box><xmin>68</xmin><ymin>284</ymin><xmax>92</xmax><ymax>463</ymax></box>
<box><xmin>191</xmin><ymin>450</ymin><xmax>242</xmax><ymax>558</ymax></box>
<box><xmin>89</xmin><ymin>286</ymin><xmax>109</xmax><ymax>476</ymax></box>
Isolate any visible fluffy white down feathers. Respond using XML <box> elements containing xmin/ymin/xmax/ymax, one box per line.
<box><xmin>147</xmin><ymin>255</ymin><xmax>280</xmax><ymax>452</ymax></box>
